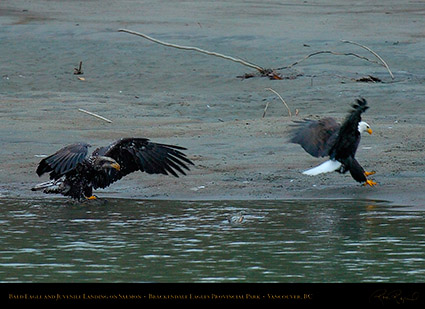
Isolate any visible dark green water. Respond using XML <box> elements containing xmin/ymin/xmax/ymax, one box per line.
<box><xmin>1</xmin><ymin>198</ymin><xmax>424</xmax><ymax>283</ymax></box>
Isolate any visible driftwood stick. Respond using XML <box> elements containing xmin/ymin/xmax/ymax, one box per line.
<box><xmin>118</xmin><ymin>28</ymin><xmax>265</xmax><ymax>72</ymax></box>
<box><xmin>74</xmin><ymin>61</ymin><xmax>83</xmax><ymax>75</ymax></box>
<box><xmin>78</xmin><ymin>108</ymin><xmax>113</xmax><ymax>123</ymax></box>
<box><xmin>341</xmin><ymin>40</ymin><xmax>394</xmax><ymax>79</ymax></box>
<box><xmin>277</xmin><ymin>50</ymin><xmax>381</xmax><ymax>70</ymax></box>
<box><xmin>264</xmin><ymin>88</ymin><xmax>291</xmax><ymax>117</ymax></box>
<box><xmin>262</xmin><ymin>101</ymin><xmax>271</xmax><ymax>118</ymax></box>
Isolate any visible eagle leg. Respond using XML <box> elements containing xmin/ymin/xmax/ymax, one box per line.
<box><xmin>85</xmin><ymin>195</ymin><xmax>97</xmax><ymax>200</ymax></box>
<box><xmin>363</xmin><ymin>179</ymin><xmax>377</xmax><ymax>187</ymax></box>
<box><xmin>364</xmin><ymin>171</ymin><xmax>376</xmax><ymax>176</ymax></box>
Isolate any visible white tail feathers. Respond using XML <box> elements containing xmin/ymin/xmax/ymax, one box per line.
<box><xmin>302</xmin><ymin>160</ymin><xmax>342</xmax><ymax>176</ymax></box>
<box><xmin>31</xmin><ymin>180</ymin><xmax>55</xmax><ymax>191</ymax></box>
<box><xmin>31</xmin><ymin>179</ymin><xmax>64</xmax><ymax>193</ymax></box>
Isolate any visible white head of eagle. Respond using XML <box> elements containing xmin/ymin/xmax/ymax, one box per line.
<box><xmin>358</xmin><ymin>121</ymin><xmax>372</xmax><ymax>135</ymax></box>
<box><xmin>290</xmin><ymin>98</ymin><xmax>376</xmax><ymax>186</ymax></box>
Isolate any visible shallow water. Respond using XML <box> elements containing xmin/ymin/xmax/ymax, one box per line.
<box><xmin>1</xmin><ymin>197</ymin><xmax>424</xmax><ymax>283</ymax></box>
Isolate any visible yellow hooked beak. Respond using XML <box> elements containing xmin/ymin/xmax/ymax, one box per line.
<box><xmin>367</xmin><ymin>128</ymin><xmax>373</xmax><ymax>135</ymax></box>
<box><xmin>110</xmin><ymin>162</ymin><xmax>121</xmax><ymax>171</ymax></box>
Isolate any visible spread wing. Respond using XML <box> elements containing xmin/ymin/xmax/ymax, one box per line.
<box><xmin>36</xmin><ymin>143</ymin><xmax>90</xmax><ymax>179</ymax></box>
<box><xmin>290</xmin><ymin>117</ymin><xmax>340</xmax><ymax>157</ymax></box>
<box><xmin>91</xmin><ymin>138</ymin><xmax>194</xmax><ymax>189</ymax></box>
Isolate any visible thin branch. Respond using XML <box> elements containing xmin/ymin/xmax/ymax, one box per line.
<box><xmin>264</xmin><ymin>88</ymin><xmax>292</xmax><ymax>117</ymax></box>
<box><xmin>118</xmin><ymin>28</ymin><xmax>264</xmax><ymax>72</ymax></box>
<box><xmin>262</xmin><ymin>101</ymin><xmax>271</xmax><ymax>118</ymax></box>
<box><xmin>341</xmin><ymin>40</ymin><xmax>394</xmax><ymax>79</ymax></box>
<box><xmin>78</xmin><ymin>108</ymin><xmax>113</xmax><ymax>123</ymax></box>
<box><xmin>276</xmin><ymin>50</ymin><xmax>381</xmax><ymax>70</ymax></box>
<box><xmin>74</xmin><ymin>61</ymin><xmax>83</xmax><ymax>75</ymax></box>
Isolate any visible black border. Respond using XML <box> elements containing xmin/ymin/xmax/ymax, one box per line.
<box><xmin>2</xmin><ymin>283</ymin><xmax>424</xmax><ymax>306</ymax></box>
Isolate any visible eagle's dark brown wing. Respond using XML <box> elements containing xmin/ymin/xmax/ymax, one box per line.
<box><xmin>36</xmin><ymin>143</ymin><xmax>90</xmax><ymax>179</ymax></box>
<box><xmin>290</xmin><ymin>117</ymin><xmax>340</xmax><ymax>158</ymax></box>
<box><xmin>91</xmin><ymin>138</ymin><xmax>194</xmax><ymax>189</ymax></box>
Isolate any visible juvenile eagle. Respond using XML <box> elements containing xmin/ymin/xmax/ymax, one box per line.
<box><xmin>290</xmin><ymin>98</ymin><xmax>376</xmax><ymax>186</ymax></box>
<box><xmin>32</xmin><ymin>138</ymin><xmax>194</xmax><ymax>200</ymax></box>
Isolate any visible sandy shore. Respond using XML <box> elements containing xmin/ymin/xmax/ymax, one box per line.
<box><xmin>1</xmin><ymin>0</ymin><xmax>424</xmax><ymax>207</ymax></box>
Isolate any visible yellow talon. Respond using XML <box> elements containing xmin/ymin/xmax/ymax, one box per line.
<box><xmin>86</xmin><ymin>195</ymin><xmax>97</xmax><ymax>200</ymax></box>
<box><xmin>363</xmin><ymin>180</ymin><xmax>377</xmax><ymax>187</ymax></box>
<box><xmin>364</xmin><ymin>171</ymin><xmax>376</xmax><ymax>177</ymax></box>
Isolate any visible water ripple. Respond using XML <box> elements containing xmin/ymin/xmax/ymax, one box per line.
<box><xmin>0</xmin><ymin>198</ymin><xmax>424</xmax><ymax>282</ymax></box>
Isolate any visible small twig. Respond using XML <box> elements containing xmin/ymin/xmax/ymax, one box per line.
<box><xmin>78</xmin><ymin>108</ymin><xmax>113</xmax><ymax>123</ymax></box>
<box><xmin>264</xmin><ymin>88</ymin><xmax>292</xmax><ymax>118</ymax></box>
<box><xmin>341</xmin><ymin>40</ymin><xmax>394</xmax><ymax>79</ymax></box>
<box><xmin>277</xmin><ymin>50</ymin><xmax>381</xmax><ymax>70</ymax></box>
<box><xmin>74</xmin><ymin>61</ymin><xmax>83</xmax><ymax>75</ymax></box>
<box><xmin>118</xmin><ymin>28</ymin><xmax>265</xmax><ymax>72</ymax></box>
<box><xmin>262</xmin><ymin>101</ymin><xmax>271</xmax><ymax>118</ymax></box>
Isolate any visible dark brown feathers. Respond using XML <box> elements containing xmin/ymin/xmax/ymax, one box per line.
<box><xmin>290</xmin><ymin>98</ymin><xmax>372</xmax><ymax>185</ymax></box>
<box><xmin>290</xmin><ymin>117</ymin><xmax>340</xmax><ymax>158</ymax></box>
<box><xmin>91</xmin><ymin>138</ymin><xmax>194</xmax><ymax>189</ymax></box>
<box><xmin>36</xmin><ymin>143</ymin><xmax>90</xmax><ymax>179</ymax></box>
<box><xmin>34</xmin><ymin>138</ymin><xmax>194</xmax><ymax>199</ymax></box>
<box><xmin>329</xmin><ymin>98</ymin><xmax>368</xmax><ymax>161</ymax></box>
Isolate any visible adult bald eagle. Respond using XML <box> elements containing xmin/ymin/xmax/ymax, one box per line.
<box><xmin>32</xmin><ymin>138</ymin><xmax>194</xmax><ymax>200</ymax></box>
<box><xmin>290</xmin><ymin>98</ymin><xmax>376</xmax><ymax>186</ymax></box>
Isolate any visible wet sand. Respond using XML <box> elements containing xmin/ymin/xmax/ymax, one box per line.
<box><xmin>1</xmin><ymin>0</ymin><xmax>424</xmax><ymax>206</ymax></box>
